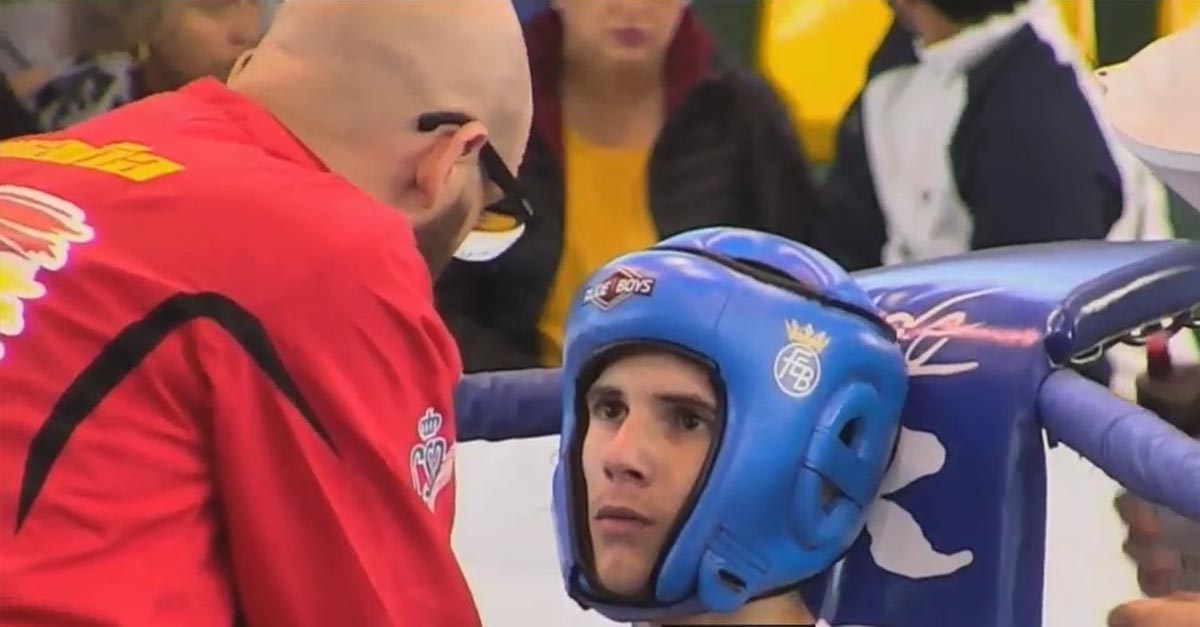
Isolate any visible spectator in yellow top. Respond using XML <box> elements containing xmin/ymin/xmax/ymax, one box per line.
<box><xmin>436</xmin><ymin>0</ymin><xmax>824</xmax><ymax>372</ymax></box>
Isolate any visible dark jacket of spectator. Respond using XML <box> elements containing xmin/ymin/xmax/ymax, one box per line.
<box><xmin>436</xmin><ymin>8</ymin><xmax>822</xmax><ymax>372</ymax></box>
<box><xmin>1</xmin><ymin>74</ymin><xmax>40</xmax><ymax>139</ymax></box>
<box><xmin>820</xmin><ymin>17</ymin><xmax>1124</xmax><ymax>271</ymax></box>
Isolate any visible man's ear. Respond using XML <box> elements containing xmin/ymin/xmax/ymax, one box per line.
<box><xmin>414</xmin><ymin>121</ymin><xmax>489</xmax><ymax>210</ymax></box>
<box><xmin>226</xmin><ymin>50</ymin><xmax>255</xmax><ymax>82</ymax></box>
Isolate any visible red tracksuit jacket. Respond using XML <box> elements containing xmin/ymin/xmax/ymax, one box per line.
<box><xmin>0</xmin><ymin>78</ymin><xmax>480</xmax><ymax>626</ymax></box>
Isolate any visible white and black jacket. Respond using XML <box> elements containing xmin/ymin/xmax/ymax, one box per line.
<box><xmin>818</xmin><ymin>6</ymin><xmax>1135</xmax><ymax>270</ymax></box>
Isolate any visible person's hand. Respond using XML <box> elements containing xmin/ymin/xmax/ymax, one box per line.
<box><xmin>4</xmin><ymin>66</ymin><xmax>51</xmax><ymax>100</ymax></box>
<box><xmin>1109</xmin><ymin>592</ymin><xmax>1200</xmax><ymax>626</ymax></box>
<box><xmin>1116</xmin><ymin>491</ymin><xmax>1183</xmax><ymax>597</ymax></box>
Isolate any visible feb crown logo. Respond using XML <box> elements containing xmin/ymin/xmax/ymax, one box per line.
<box><xmin>583</xmin><ymin>266</ymin><xmax>655</xmax><ymax>311</ymax></box>
<box><xmin>773</xmin><ymin>320</ymin><xmax>830</xmax><ymax>398</ymax></box>
<box><xmin>410</xmin><ymin>407</ymin><xmax>453</xmax><ymax>513</ymax></box>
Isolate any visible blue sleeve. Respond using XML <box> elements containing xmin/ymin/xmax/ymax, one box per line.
<box><xmin>454</xmin><ymin>368</ymin><xmax>562</xmax><ymax>442</ymax></box>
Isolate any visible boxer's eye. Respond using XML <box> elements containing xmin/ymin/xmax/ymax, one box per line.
<box><xmin>667</xmin><ymin>405</ymin><xmax>714</xmax><ymax>434</ymax></box>
<box><xmin>674</xmin><ymin>412</ymin><xmax>703</xmax><ymax>432</ymax></box>
<box><xmin>590</xmin><ymin>399</ymin><xmax>626</xmax><ymax>423</ymax></box>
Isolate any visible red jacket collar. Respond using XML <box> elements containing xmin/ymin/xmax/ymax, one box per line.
<box><xmin>181</xmin><ymin>78</ymin><xmax>329</xmax><ymax>171</ymax></box>
<box><xmin>523</xmin><ymin>8</ymin><xmax>717</xmax><ymax>159</ymax></box>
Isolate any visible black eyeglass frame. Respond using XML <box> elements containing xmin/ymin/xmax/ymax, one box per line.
<box><xmin>415</xmin><ymin>111</ymin><xmax>534</xmax><ymax>228</ymax></box>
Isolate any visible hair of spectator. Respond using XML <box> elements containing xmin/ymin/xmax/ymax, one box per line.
<box><xmin>68</xmin><ymin>0</ymin><xmax>166</xmax><ymax>57</ymax></box>
<box><xmin>925</xmin><ymin>0</ymin><xmax>1031</xmax><ymax>24</ymax></box>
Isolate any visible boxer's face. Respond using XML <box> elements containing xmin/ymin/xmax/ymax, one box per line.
<box><xmin>580</xmin><ymin>351</ymin><xmax>718</xmax><ymax>595</ymax></box>
<box><xmin>149</xmin><ymin>0</ymin><xmax>261</xmax><ymax>88</ymax></box>
<box><xmin>554</xmin><ymin>0</ymin><xmax>686</xmax><ymax>68</ymax></box>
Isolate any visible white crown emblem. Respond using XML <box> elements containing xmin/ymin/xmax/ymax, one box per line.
<box><xmin>417</xmin><ymin>407</ymin><xmax>443</xmax><ymax>441</ymax></box>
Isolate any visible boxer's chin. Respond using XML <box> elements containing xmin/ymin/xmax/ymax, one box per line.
<box><xmin>592</xmin><ymin>543</ymin><xmax>654</xmax><ymax>597</ymax></box>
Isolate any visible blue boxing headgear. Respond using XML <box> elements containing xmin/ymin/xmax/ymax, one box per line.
<box><xmin>552</xmin><ymin>228</ymin><xmax>908</xmax><ymax>622</ymax></box>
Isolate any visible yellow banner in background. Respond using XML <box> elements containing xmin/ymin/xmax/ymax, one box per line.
<box><xmin>1056</xmin><ymin>0</ymin><xmax>1096</xmax><ymax>63</ymax></box>
<box><xmin>758</xmin><ymin>0</ymin><xmax>891</xmax><ymax>164</ymax></box>
<box><xmin>1160</xmin><ymin>0</ymin><xmax>1200</xmax><ymax>36</ymax></box>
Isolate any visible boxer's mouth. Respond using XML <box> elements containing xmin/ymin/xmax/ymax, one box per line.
<box><xmin>594</xmin><ymin>505</ymin><xmax>653</xmax><ymax>534</ymax></box>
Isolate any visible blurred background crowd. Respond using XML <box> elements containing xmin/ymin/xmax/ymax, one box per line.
<box><xmin>2</xmin><ymin>0</ymin><xmax>1199</xmax><ymax>378</ymax></box>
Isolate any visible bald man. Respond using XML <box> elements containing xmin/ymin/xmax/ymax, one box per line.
<box><xmin>0</xmin><ymin>1</ymin><xmax>532</xmax><ymax>625</ymax></box>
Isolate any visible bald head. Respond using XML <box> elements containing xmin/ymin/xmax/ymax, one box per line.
<box><xmin>233</xmin><ymin>0</ymin><xmax>530</xmax><ymax>166</ymax></box>
<box><xmin>227</xmin><ymin>0</ymin><xmax>533</xmax><ymax>274</ymax></box>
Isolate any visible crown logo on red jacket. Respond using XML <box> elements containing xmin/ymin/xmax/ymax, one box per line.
<box><xmin>418</xmin><ymin>407</ymin><xmax>443</xmax><ymax>441</ymax></box>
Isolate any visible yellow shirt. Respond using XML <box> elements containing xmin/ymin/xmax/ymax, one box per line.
<box><xmin>537</xmin><ymin>128</ymin><xmax>657</xmax><ymax>366</ymax></box>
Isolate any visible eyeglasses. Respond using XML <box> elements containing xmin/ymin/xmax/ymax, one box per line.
<box><xmin>416</xmin><ymin>111</ymin><xmax>534</xmax><ymax>262</ymax></box>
